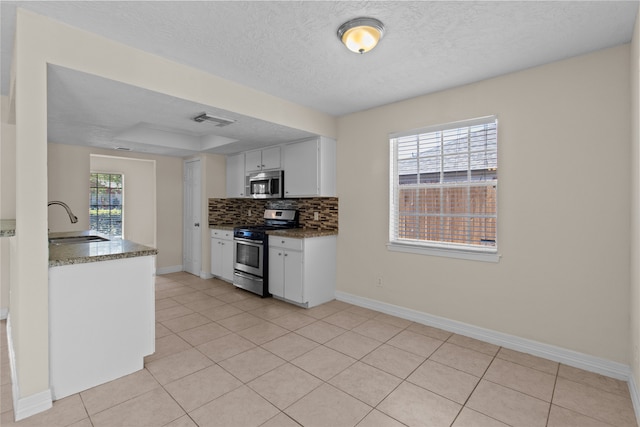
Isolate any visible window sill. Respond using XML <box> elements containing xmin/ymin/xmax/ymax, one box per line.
<box><xmin>386</xmin><ymin>241</ymin><xmax>500</xmax><ymax>263</ymax></box>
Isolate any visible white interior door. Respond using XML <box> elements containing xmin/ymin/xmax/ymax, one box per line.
<box><xmin>184</xmin><ymin>159</ymin><xmax>201</xmax><ymax>276</ymax></box>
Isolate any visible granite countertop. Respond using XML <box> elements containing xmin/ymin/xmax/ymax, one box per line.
<box><xmin>267</xmin><ymin>228</ymin><xmax>338</xmax><ymax>238</ymax></box>
<box><xmin>48</xmin><ymin>230</ymin><xmax>157</xmax><ymax>267</ymax></box>
<box><xmin>209</xmin><ymin>224</ymin><xmax>238</xmax><ymax>231</ymax></box>
<box><xmin>0</xmin><ymin>219</ymin><xmax>16</xmax><ymax>237</ymax></box>
<box><xmin>209</xmin><ymin>223</ymin><xmax>337</xmax><ymax>238</ymax></box>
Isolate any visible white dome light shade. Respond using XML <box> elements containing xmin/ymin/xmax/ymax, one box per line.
<box><xmin>337</xmin><ymin>17</ymin><xmax>385</xmax><ymax>54</ymax></box>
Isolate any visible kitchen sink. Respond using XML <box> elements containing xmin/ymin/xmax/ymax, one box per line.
<box><xmin>49</xmin><ymin>235</ymin><xmax>110</xmax><ymax>244</ymax></box>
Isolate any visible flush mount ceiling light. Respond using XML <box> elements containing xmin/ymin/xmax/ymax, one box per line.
<box><xmin>192</xmin><ymin>112</ymin><xmax>236</xmax><ymax>127</ymax></box>
<box><xmin>337</xmin><ymin>17</ymin><xmax>385</xmax><ymax>54</ymax></box>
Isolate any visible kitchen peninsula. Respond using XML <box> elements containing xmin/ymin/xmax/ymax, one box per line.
<box><xmin>48</xmin><ymin>231</ymin><xmax>157</xmax><ymax>400</ymax></box>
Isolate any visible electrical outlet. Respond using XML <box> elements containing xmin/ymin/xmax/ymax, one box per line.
<box><xmin>313</xmin><ymin>212</ymin><xmax>319</xmax><ymax>221</ymax></box>
<box><xmin>248</xmin><ymin>209</ymin><xmax>251</xmax><ymax>216</ymax></box>
<box><xmin>377</xmin><ymin>277</ymin><xmax>383</xmax><ymax>288</ymax></box>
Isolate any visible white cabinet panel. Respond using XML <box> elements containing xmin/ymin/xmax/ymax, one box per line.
<box><xmin>268</xmin><ymin>235</ymin><xmax>336</xmax><ymax>307</ymax></box>
<box><xmin>261</xmin><ymin>146</ymin><xmax>281</xmax><ymax>170</ymax></box>
<box><xmin>283</xmin><ymin>139</ymin><xmax>318</xmax><ymax>197</ymax></box>
<box><xmin>268</xmin><ymin>247</ymin><xmax>285</xmax><ymax>298</ymax></box>
<box><xmin>269</xmin><ymin>245</ymin><xmax>303</xmax><ymax>303</ymax></box>
<box><xmin>226</xmin><ymin>153</ymin><xmax>246</xmax><ymax>198</ymax></box>
<box><xmin>245</xmin><ymin>147</ymin><xmax>281</xmax><ymax>173</ymax></box>
<box><xmin>49</xmin><ymin>256</ymin><xmax>155</xmax><ymax>400</ymax></box>
<box><xmin>283</xmin><ymin>249</ymin><xmax>304</xmax><ymax>304</ymax></box>
<box><xmin>245</xmin><ymin>150</ymin><xmax>263</xmax><ymax>173</ymax></box>
<box><xmin>283</xmin><ymin>137</ymin><xmax>336</xmax><ymax>197</ymax></box>
<box><xmin>270</xmin><ymin>236</ymin><xmax>303</xmax><ymax>251</ymax></box>
<box><xmin>211</xmin><ymin>229</ymin><xmax>234</xmax><ymax>282</ymax></box>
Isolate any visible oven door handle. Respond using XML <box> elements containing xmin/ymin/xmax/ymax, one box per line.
<box><xmin>234</xmin><ymin>237</ymin><xmax>264</xmax><ymax>246</ymax></box>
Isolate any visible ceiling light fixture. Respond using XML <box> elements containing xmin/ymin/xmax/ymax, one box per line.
<box><xmin>192</xmin><ymin>112</ymin><xmax>236</xmax><ymax>127</ymax></box>
<box><xmin>337</xmin><ymin>17</ymin><xmax>385</xmax><ymax>54</ymax></box>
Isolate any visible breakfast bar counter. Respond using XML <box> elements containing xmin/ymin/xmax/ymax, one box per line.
<box><xmin>48</xmin><ymin>231</ymin><xmax>157</xmax><ymax>267</ymax></box>
<box><xmin>48</xmin><ymin>231</ymin><xmax>156</xmax><ymax>400</ymax></box>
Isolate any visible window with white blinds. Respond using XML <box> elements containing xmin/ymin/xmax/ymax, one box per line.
<box><xmin>389</xmin><ymin>116</ymin><xmax>498</xmax><ymax>260</ymax></box>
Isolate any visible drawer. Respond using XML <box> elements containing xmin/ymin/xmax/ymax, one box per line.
<box><xmin>269</xmin><ymin>236</ymin><xmax>303</xmax><ymax>251</ymax></box>
<box><xmin>211</xmin><ymin>229</ymin><xmax>233</xmax><ymax>240</ymax></box>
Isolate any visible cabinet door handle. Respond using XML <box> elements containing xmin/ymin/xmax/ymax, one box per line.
<box><xmin>284</xmin><ymin>253</ymin><xmax>288</xmax><ymax>257</ymax></box>
<box><xmin>278</xmin><ymin>252</ymin><xmax>282</xmax><ymax>256</ymax></box>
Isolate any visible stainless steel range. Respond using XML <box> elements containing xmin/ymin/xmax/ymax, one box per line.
<box><xmin>233</xmin><ymin>209</ymin><xmax>299</xmax><ymax>297</ymax></box>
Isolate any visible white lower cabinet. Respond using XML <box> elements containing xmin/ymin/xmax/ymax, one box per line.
<box><xmin>211</xmin><ymin>228</ymin><xmax>234</xmax><ymax>282</ymax></box>
<box><xmin>49</xmin><ymin>256</ymin><xmax>155</xmax><ymax>400</ymax></box>
<box><xmin>268</xmin><ymin>235</ymin><xmax>336</xmax><ymax>307</ymax></box>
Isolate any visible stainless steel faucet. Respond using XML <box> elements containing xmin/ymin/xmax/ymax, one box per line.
<box><xmin>48</xmin><ymin>201</ymin><xmax>78</xmax><ymax>224</ymax></box>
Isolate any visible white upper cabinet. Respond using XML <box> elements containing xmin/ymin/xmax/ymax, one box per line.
<box><xmin>226</xmin><ymin>153</ymin><xmax>246</xmax><ymax>198</ymax></box>
<box><xmin>245</xmin><ymin>146</ymin><xmax>281</xmax><ymax>173</ymax></box>
<box><xmin>283</xmin><ymin>137</ymin><xmax>336</xmax><ymax>197</ymax></box>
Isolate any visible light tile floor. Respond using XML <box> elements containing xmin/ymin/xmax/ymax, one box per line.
<box><xmin>1</xmin><ymin>272</ymin><xmax>637</xmax><ymax>426</ymax></box>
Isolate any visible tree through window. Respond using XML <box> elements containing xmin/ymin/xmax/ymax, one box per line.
<box><xmin>90</xmin><ymin>173</ymin><xmax>123</xmax><ymax>238</ymax></box>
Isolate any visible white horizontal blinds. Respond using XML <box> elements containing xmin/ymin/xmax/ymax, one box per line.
<box><xmin>391</xmin><ymin>117</ymin><xmax>497</xmax><ymax>251</ymax></box>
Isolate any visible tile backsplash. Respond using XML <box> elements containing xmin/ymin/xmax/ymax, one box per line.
<box><xmin>209</xmin><ymin>197</ymin><xmax>338</xmax><ymax>231</ymax></box>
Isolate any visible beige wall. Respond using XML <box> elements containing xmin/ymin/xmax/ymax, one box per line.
<box><xmin>200</xmin><ymin>154</ymin><xmax>227</xmax><ymax>275</ymax></box>
<box><xmin>47</xmin><ymin>144</ymin><xmax>90</xmax><ymax>233</ymax></box>
<box><xmin>10</xmin><ymin>8</ymin><xmax>335</xmax><ymax>403</ymax></box>
<box><xmin>1</xmin><ymin>96</ymin><xmax>16</xmax><ymax>315</ymax></box>
<box><xmin>337</xmin><ymin>45</ymin><xmax>631</xmax><ymax>364</ymax></box>
<box><xmin>630</xmin><ymin>9</ymin><xmax>640</xmax><ymax>388</ymax></box>
<box><xmin>48</xmin><ymin>144</ymin><xmax>183</xmax><ymax>269</ymax></box>
<box><xmin>1</xmin><ymin>96</ymin><xmax>16</xmax><ymax>219</ymax></box>
<box><xmin>90</xmin><ymin>155</ymin><xmax>156</xmax><ymax>247</ymax></box>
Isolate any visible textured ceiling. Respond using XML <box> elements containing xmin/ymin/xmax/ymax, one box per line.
<box><xmin>1</xmin><ymin>1</ymin><xmax>638</xmax><ymax>156</ymax></box>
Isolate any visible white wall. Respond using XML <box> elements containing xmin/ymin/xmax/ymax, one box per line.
<box><xmin>630</xmin><ymin>9</ymin><xmax>640</xmax><ymax>390</ymax></box>
<box><xmin>337</xmin><ymin>45</ymin><xmax>631</xmax><ymax>364</ymax></box>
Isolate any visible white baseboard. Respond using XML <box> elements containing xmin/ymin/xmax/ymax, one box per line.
<box><xmin>6</xmin><ymin>315</ymin><xmax>53</xmax><ymax>421</ymax></box>
<box><xmin>335</xmin><ymin>291</ymin><xmax>631</xmax><ymax>381</ymax></box>
<box><xmin>156</xmin><ymin>265</ymin><xmax>183</xmax><ymax>275</ymax></box>
<box><xmin>629</xmin><ymin>374</ymin><xmax>640</xmax><ymax>426</ymax></box>
<box><xmin>0</xmin><ymin>307</ymin><xmax>7</xmax><ymax>320</ymax></box>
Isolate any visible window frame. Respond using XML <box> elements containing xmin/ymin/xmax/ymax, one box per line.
<box><xmin>90</xmin><ymin>172</ymin><xmax>124</xmax><ymax>239</ymax></box>
<box><xmin>388</xmin><ymin>116</ymin><xmax>499</xmax><ymax>262</ymax></box>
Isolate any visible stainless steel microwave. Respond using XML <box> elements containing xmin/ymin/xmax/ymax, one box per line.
<box><xmin>247</xmin><ymin>170</ymin><xmax>284</xmax><ymax>199</ymax></box>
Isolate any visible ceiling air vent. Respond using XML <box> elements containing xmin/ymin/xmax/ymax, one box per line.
<box><xmin>114</xmin><ymin>146</ymin><xmax>131</xmax><ymax>151</ymax></box>
<box><xmin>192</xmin><ymin>112</ymin><xmax>236</xmax><ymax>127</ymax></box>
